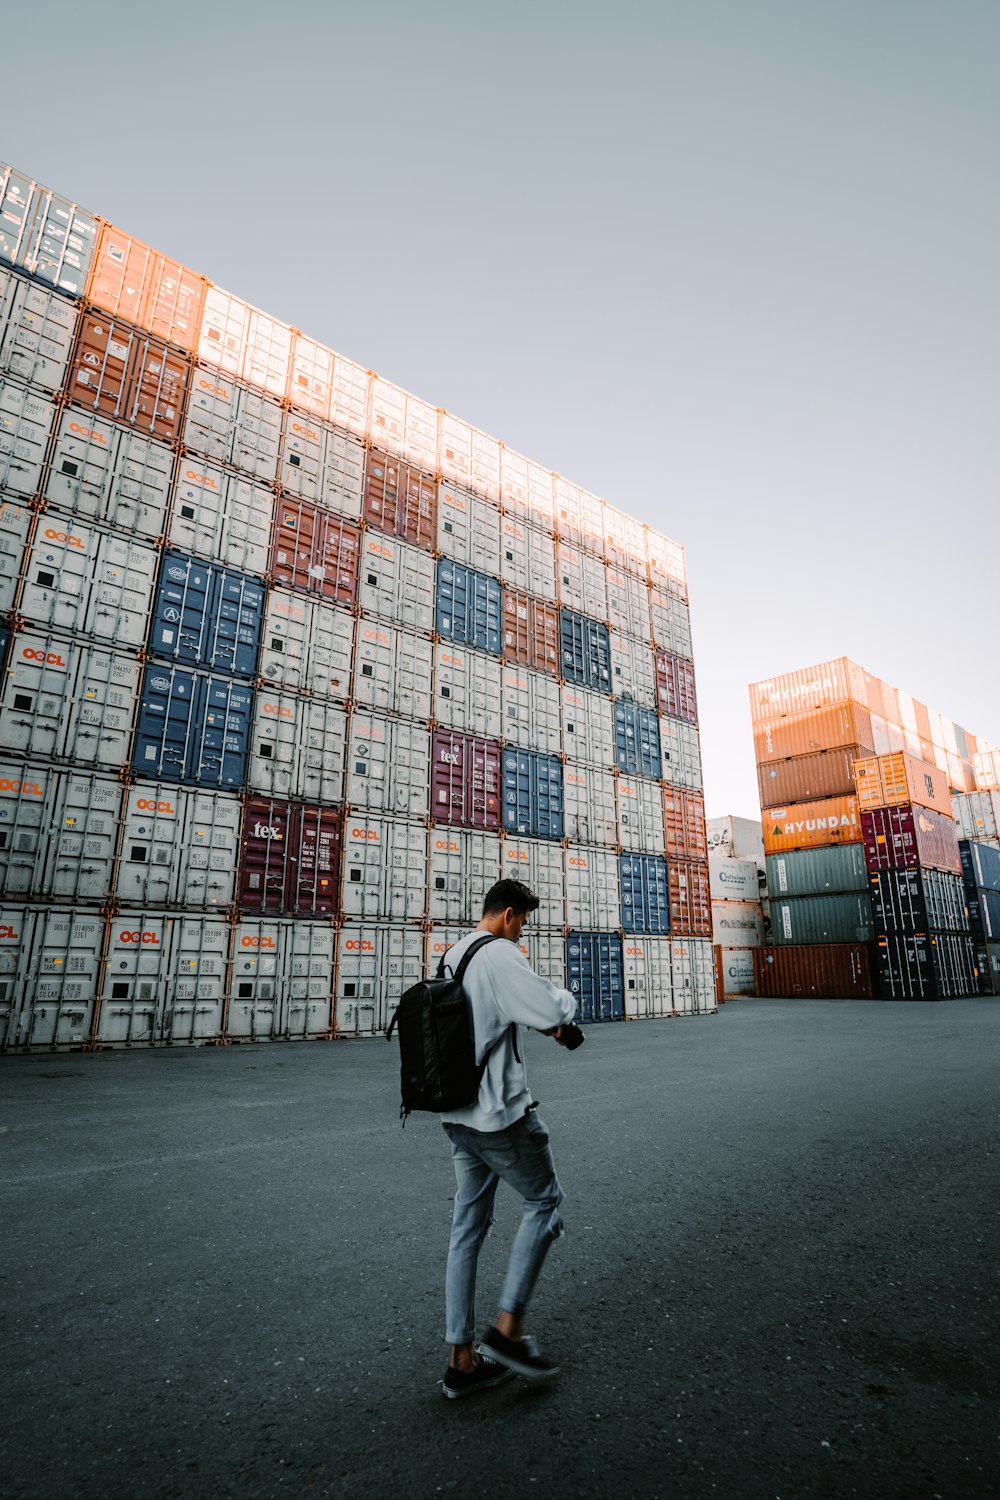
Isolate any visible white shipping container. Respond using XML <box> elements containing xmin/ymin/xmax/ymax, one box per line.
<box><xmin>499</xmin><ymin>515</ymin><xmax>557</xmax><ymax>599</ymax></box>
<box><xmin>952</xmin><ymin>790</ymin><xmax>1000</xmax><ymax>843</ymax></box>
<box><xmin>0</xmin><ymin>906</ymin><xmax>103</xmax><ymax>1050</ymax></box>
<box><xmin>341</xmin><ymin>816</ymin><xmax>428</xmax><ymax>921</ymax></box>
<box><xmin>565</xmin><ymin>845</ymin><xmax>621</xmax><ymax>929</ymax></box>
<box><xmin>287</xmin><ymin>332</ymin><xmax>335</xmax><ymax>419</ymax></box>
<box><xmin>168</xmin><ymin>460</ymin><xmax>274</xmax><ymax>575</ymax></box>
<box><xmin>610</xmin><ymin>632</ymin><xmax>657</xmax><ymax>709</ymax></box>
<box><xmin>554</xmin><ymin>477</ymin><xmax>604</xmax><ymax>553</ymax></box>
<box><xmin>556</xmin><ymin>541</ymin><xmax>608</xmax><ymax>620</ymax></box>
<box><xmin>258</xmin><ymin>589</ymin><xmax>354</xmax><ymax>701</ymax></box>
<box><xmin>347</xmin><ymin>711</ymin><xmax>431</xmax><ymax>819</ymax></box>
<box><xmin>0</xmin><ymin>498</ymin><xmax>31</xmax><ymax>611</ymax></box>
<box><xmin>18</xmin><ymin>518</ymin><xmax>157</xmax><ymax>648</ymax></box>
<box><xmin>437</xmin><ymin>484</ymin><xmax>502</xmax><ymax>575</ymax></box>
<box><xmin>660</xmin><ymin>717</ymin><xmax>704</xmax><ymax>792</ymax></box>
<box><xmin>531</xmin><ymin>930</ymin><xmax>566</xmax><ymax>988</ymax></box>
<box><xmin>711</xmin><ymin>900</ymin><xmax>765</xmax><ymax>948</ymax></box>
<box><xmin>45</xmin><ymin>409</ymin><xmax>174</xmax><ymax>537</ymax></box>
<box><xmin>197</xmin><ymin>285</ymin><xmax>250</xmax><ymax>377</ymax></box>
<box><xmin>650</xmin><ymin>588</ymin><xmax>693</xmax><ymax>659</ymax></box>
<box><xmin>605</xmin><ymin>568</ymin><xmax>651</xmax><ymax>641</ymax></box>
<box><xmin>501</xmin><ymin>665</ymin><xmax>562</xmax><ymax>754</ymax></box>
<box><xmin>98</xmin><ymin>912</ymin><xmax>173</xmax><ymax>1045</ymax></box>
<box><xmin>243</xmin><ymin>307</ymin><xmax>293</xmax><ymax>398</ymax></box>
<box><xmin>602</xmin><ymin>503</ymin><xmax>647</xmax><ymax>578</ymax></box>
<box><xmin>706</xmin><ymin>815</ymin><xmax>764</xmax><ymax>865</ymax></box>
<box><xmin>278</xmin><ymin>409</ymin><xmax>364</xmax><ymax>517</ymax></box>
<box><xmin>0</xmin><ymin>267</ymin><xmax>77</xmax><ymax>390</ymax></box>
<box><xmin>500</xmin><ymin>449</ymin><xmax>554</xmax><ymax>532</ymax></box>
<box><xmin>716</xmin><ymin>947</ymin><xmax>756</xmax><ymax>997</ymax></box>
<box><xmin>337</xmin><ymin>925</ymin><xmax>424</xmax><ymax>1037</ymax></box>
<box><xmin>708</xmin><ymin>856</ymin><xmax>760</xmax><ymax>902</ymax></box>
<box><xmin>561</xmin><ymin>686</ymin><xmax>616</xmax><ymax>770</ymax></box>
<box><xmin>501</xmin><ymin>837</ymin><xmax>566</xmax><ymax>928</ymax></box>
<box><xmin>369</xmin><ymin>377</ymin><xmax>437</xmax><ymax>469</ymax></box>
<box><xmin>158</xmin><ymin>917</ymin><xmax>231</xmax><ymax>1042</ymax></box>
<box><xmin>563</xmin><ymin>761</ymin><xmax>617</xmax><ymax>846</ymax></box>
<box><xmin>670</xmin><ymin>938</ymin><xmax>717</xmax><ymax>1015</ymax></box>
<box><xmin>248</xmin><ymin>691</ymin><xmax>347</xmax><ymax>802</ymax></box>
<box><xmin>183</xmin><ymin>366</ymin><xmax>281</xmax><ymax>482</ymax></box>
<box><xmin>973</xmin><ymin>749</ymin><xmax>1000</xmax><ymax>792</ymax></box>
<box><xmin>425</xmin><ymin>926</ymin><xmax>467</xmax><ymax>973</ymax></box>
<box><xmin>427</xmin><ymin>828</ymin><xmax>502</xmax><ymax>924</ymax></box>
<box><xmin>623</xmin><ymin>936</ymin><xmax>674</xmax><ymax>1019</ymax></box>
<box><xmin>331</xmin><ymin>355</ymin><xmax>371</xmax><ymax>437</ymax></box>
<box><xmin>227</xmin><ymin>919</ymin><xmax>334</xmax><ymax>1040</ymax></box>
<box><xmin>0</xmin><ymin>633</ymin><xmax>141</xmax><ymax>769</ymax></box>
<box><xmin>436</xmin><ymin>644</ymin><xmax>503</xmax><ymax>738</ymax></box>
<box><xmin>353</xmin><ymin>616</ymin><xmax>433</xmax><ymax>719</ymax></box>
<box><xmin>115</xmin><ymin>783</ymin><xmax>241</xmax><ymax>909</ymax></box>
<box><xmin>646</xmin><ymin>530</ymin><xmax>688</xmax><ymax>599</ymax></box>
<box><xmin>0</xmin><ymin>762</ymin><xmax>122</xmax><ymax>901</ymax></box>
<box><xmin>616</xmin><ymin>777</ymin><xmax>666</xmax><ymax>853</ymax></box>
<box><xmin>356</xmin><ymin>532</ymin><xmax>435</xmax><ymax>635</ymax></box>
<box><xmin>0</xmin><ymin>383</ymin><xmax>55</xmax><ymax>496</ymax></box>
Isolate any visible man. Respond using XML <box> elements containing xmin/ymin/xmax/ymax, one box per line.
<box><xmin>439</xmin><ymin>877</ymin><xmax>579</xmax><ymax>1401</ymax></box>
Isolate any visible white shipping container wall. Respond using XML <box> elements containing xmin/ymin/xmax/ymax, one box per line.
<box><xmin>501</xmin><ymin>837</ymin><xmax>566</xmax><ymax>928</ymax></box>
<box><xmin>500</xmin><ymin>449</ymin><xmax>554</xmax><ymax>532</ymax></box>
<box><xmin>561</xmin><ymin>686</ymin><xmax>616</xmax><ymax>770</ymax></box>
<box><xmin>565</xmin><ymin>846</ymin><xmax>621</xmax><ymax>929</ymax></box>
<box><xmin>183</xmin><ymin>366</ymin><xmax>281</xmax><ymax>482</ymax></box>
<box><xmin>0</xmin><ymin>906</ymin><xmax>104</xmax><ymax>1050</ymax></box>
<box><xmin>711</xmin><ymin>900</ymin><xmax>765</xmax><ymax>948</ymax></box>
<box><xmin>158</xmin><ymin>917</ymin><xmax>231</xmax><ymax>1042</ymax></box>
<box><xmin>0</xmin><ymin>385</ymin><xmax>57</xmax><ymax>497</ymax></box>
<box><xmin>331</xmin><ymin>355</ymin><xmax>371</xmax><ymax>438</ymax></box>
<box><xmin>660</xmin><ymin>717</ymin><xmax>703</xmax><ymax>792</ymax></box>
<box><xmin>198</xmin><ymin>285</ymin><xmax>250</xmax><ymax>377</ymax></box>
<box><xmin>708</xmin><ymin>856</ymin><xmax>760</xmax><ymax>902</ymax></box>
<box><xmin>602</xmin><ymin>503</ymin><xmax>647</xmax><ymax>578</ymax></box>
<box><xmin>554</xmin><ymin>477</ymin><xmax>604</xmax><ymax>554</ymax></box>
<box><xmin>0</xmin><ymin>498</ymin><xmax>31</xmax><ymax>611</ymax></box>
<box><xmin>717</xmin><ymin>947</ymin><xmax>756</xmax><ymax>997</ymax></box>
<box><xmin>499</xmin><ymin>515</ymin><xmax>557</xmax><ymax>599</ymax></box>
<box><xmin>45</xmin><ymin>410</ymin><xmax>174</xmax><ymax>537</ymax></box>
<box><xmin>556</xmin><ymin>541</ymin><xmax>608</xmax><ymax>620</ymax></box>
<box><xmin>369</xmin><ymin>377</ymin><xmax>437</xmax><ymax>469</ymax></box>
<box><xmin>0</xmin><ymin>763</ymin><xmax>122</xmax><ymax>902</ymax></box>
<box><xmin>670</xmin><ymin>938</ymin><xmax>717</xmax><ymax>1015</ymax></box>
<box><xmin>278</xmin><ymin>411</ymin><xmax>364</xmax><ymax>517</ymax></box>
<box><xmin>99</xmin><ymin>912</ymin><xmax>176</xmax><ymax>1046</ymax></box>
<box><xmin>168</xmin><ymin>461</ymin><xmax>274</xmax><ymax>575</ymax></box>
<box><xmin>0</xmin><ymin>634</ymin><xmax>141</xmax><ymax>769</ymax></box>
<box><xmin>356</xmin><ymin>532</ymin><xmax>436</xmax><ymax>635</ymax></box>
<box><xmin>346</xmin><ymin>712</ymin><xmax>431</xmax><ymax>819</ymax></box>
<box><xmin>650</xmin><ymin>588</ymin><xmax>694</xmax><ymax>660</ymax></box>
<box><xmin>228</xmin><ymin>919</ymin><xmax>334</xmax><ymax>1040</ymax></box>
<box><xmin>563</xmin><ymin>761</ymin><xmax>618</xmax><ymax>847</ymax></box>
<box><xmin>427</xmin><ymin>829</ymin><xmax>502</xmax><ymax>925</ymax></box>
<box><xmin>242</xmin><ymin>308</ymin><xmax>293</xmax><ymax>398</ymax></box>
<box><xmin>502</xmin><ymin>666</ymin><xmax>562</xmax><ymax>755</ymax></box>
<box><xmin>17</xmin><ymin>518</ymin><xmax>157</xmax><ymax>648</ymax></box>
<box><xmin>341</xmin><ymin>816</ymin><xmax>428</xmax><ymax>921</ymax></box>
<box><xmin>530</xmin><ymin>931</ymin><xmax>567</xmax><ymax>989</ymax></box>
<box><xmin>0</xmin><ymin>267</ymin><xmax>77</xmax><ymax>390</ymax></box>
<box><xmin>258</xmin><ymin>588</ymin><xmax>354</xmax><ymax>700</ymax></box>
<box><xmin>353</xmin><ymin>617</ymin><xmax>433</xmax><ymax>720</ymax></box>
<box><xmin>436</xmin><ymin>644</ymin><xmax>503</xmax><ymax>738</ymax></box>
<box><xmin>287</xmin><ymin>333</ymin><xmax>335</xmax><ymax>419</ymax></box>
<box><xmin>337</xmin><ymin>924</ymin><xmax>424</xmax><ymax>1037</ymax></box>
<box><xmin>646</xmin><ymin>530</ymin><xmax>688</xmax><ymax>600</ymax></box>
<box><xmin>437</xmin><ymin>485</ymin><xmax>502</xmax><ymax>576</ymax></box>
<box><xmin>248</xmin><ymin>692</ymin><xmax>347</xmax><ymax>803</ymax></box>
<box><xmin>425</xmin><ymin>926</ymin><xmax>466</xmax><ymax>975</ymax></box>
<box><xmin>610</xmin><ymin>632</ymin><xmax>657</xmax><ymax>709</ymax></box>
<box><xmin>616</xmin><ymin>777</ymin><xmax>666</xmax><ymax>853</ymax></box>
<box><xmin>115</xmin><ymin>784</ymin><xmax>241</xmax><ymax>909</ymax></box>
<box><xmin>623</xmin><ymin>936</ymin><xmax>674</xmax><ymax>1019</ymax></box>
<box><xmin>952</xmin><ymin>790</ymin><xmax>1000</xmax><ymax>842</ymax></box>
<box><xmin>706</xmin><ymin>815</ymin><xmax>765</xmax><ymax>865</ymax></box>
<box><xmin>606</xmin><ymin>568</ymin><xmax>651</xmax><ymax>641</ymax></box>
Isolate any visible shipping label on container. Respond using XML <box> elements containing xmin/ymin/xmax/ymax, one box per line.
<box><xmin>554</xmin><ymin>477</ymin><xmax>604</xmax><ymax>553</ymax></box>
<box><xmin>606</xmin><ymin>567</ymin><xmax>651</xmax><ymax>641</ymax></box>
<box><xmin>663</xmin><ymin>787</ymin><xmax>708</xmax><ymax>862</ymax></box>
<box><xmin>0</xmin><ymin>906</ymin><xmax>103</xmax><ymax>1050</ymax></box>
<box><xmin>364</xmin><ymin>450</ymin><xmax>437</xmax><ymax>551</ymax></box>
<box><xmin>502</xmin><ymin>591</ymin><xmax>560</xmax><ymax>677</ymax></box>
<box><xmin>0</xmin><ymin>762</ymin><xmax>121</xmax><ymax>903</ymax></box>
<box><xmin>286</xmin><ymin>332</ymin><xmax>335</xmax><ymax>418</ymax></box>
<box><xmin>0</xmin><ymin>381</ymin><xmax>55</xmax><ymax>496</ymax></box>
<box><xmin>68</xmin><ymin>314</ymin><xmax>190</xmax><ymax>443</ymax></box>
<box><xmin>563</xmin><ymin>763</ymin><xmax>618</xmax><ymax>847</ymax></box>
<box><xmin>556</xmin><ymin>541</ymin><xmax>607</xmax><ymax>620</ymax></box>
<box><xmin>18</xmin><ymin>518</ymin><xmax>157</xmax><ymax>649</ymax></box>
<box><xmin>500</xmin><ymin>666</ymin><xmax>562</xmax><ymax>755</ymax></box>
<box><xmin>565</xmin><ymin>845</ymin><xmax>621</xmax><ymax>928</ymax></box>
<box><xmin>347</xmin><ymin>712</ymin><xmax>431</xmax><ymax>820</ymax></box>
<box><xmin>668</xmin><ymin>860</ymin><xmax>712</xmax><ymax>937</ymax></box>
<box><xmin>620</xmin><ymin>852</ymin><xmax>671</xmax><ymax>935</ymax></box>
<box><xmin>435</xmin><ymin>644</ymin><xmax>503</xmax><ymax>738</ymax></box>
<box><xmin>337</xmin><ymin>925</ymin><xmax>423</xmax><ymax>1037</ymax></box>
<box><xmin>341</xmin><ymin>816</ymin><xmax>428</xmax><ymax>921</ymax></box>
<box><xmin>430</xmin><ymin>729</ymin><xmax>502</xmax><ymax>831</ymax></box>
<box><xmin>331</xmin><ymin>355</ymin><xmax>371</xmax><ymax>438</ymax></box>
<box><xmin>623</xmin><ymin>936</ymin><xmax>675</xmax><ymax>1018</ymax></box>
<box><xmin>239</xmin><ymin>798</ymin><xmax>342</xmax><ymax>916</ymax></box>
<box><xmin>248</xmin><ymin>691</ymin><xmax>346</xmax><ymax>803</ymax></box>
<box><xmin>501</xmin><ymin>837</ymin><xmax>566</xmax><ymax>927</ymax></box>
<box><xmin>0</xmin><ymin>167</ymin><xmax>98</xmax><ymax>295</ymax></box>
<box><xmin>436</xmin><ymin>559</ymin><xmax>503</xmax><ymax>656</ymax></box>
<box><xmin>499</xmin><ymin>516</ymin><xmax>557</xmax><ymax>599</ymax></box>
<box><xmin>670</xmin><ymin>937</ymin><xmax>716</xmax><ymax>1013</ymax></box>
<box><xmin>502</xmin><ymin>747</ymin><xmax>564</xmax><ymax>839</ymax></box>
<box><xmin>0</xmin><ymin>499</ymin><xmax>31</xmax><ymax>612</ymax></box>
<box><xmin>437</xmin><ymin>484</ymin><xmax>502</xmax><ymax>576</ymax></box>
<box><xmin>566</xmin><ymin>931</ymin><xmax>625</xmax><ymax>1023</ymax></box>
<box><xmin>270</xmin><ymin>500</ymin><xmax>361</xmax><ymax>606</ymax></box>
<box><xmin>45</xmin><ymin>409</ymin><xmax>173</xmax><ymax>537</ymax></box>
<box><xmin>352</xmin><ymin>617</ymin><xmax>432</xmax><ymax>719</ymax></box>
<box><xmin>132</xmin><ymin>665</ymin><xmax>253</xmax><ymax>789</ymax></box>
<box><xmin>0</xmin><ymin>267</ymin><xmax>77</xmax><ymax>390</ymax></box>
<box><xmin>228</xmin><ymin>919</ymin><xmax>335</xmax><ymax>1040</ymax></box>
<box><xmin>258</xmin><ymin>588</ymin><xmax>353</xmax><ymax>701</ymax></box>
<box><xmin>369</xmin><ymin>378</ymin><xmax>437</xmax><ymax>469</ymax></box>
<box><xmin>645</xmin><ymin>530</ymin><xmax>687</xmax><ymax>600</ymax></box>
<box><xmin>88</xmin><ymin>224</ymin><xmax>207</xmax><ymax>353</ymax></box>
<box><xmin>616</xmin><ymin>776</ymin><xmax>666</xmax><ymax>853</ymax></box>
<box><xmin>602</xmin><ymin>504</ymin><xmax>648</xmax><ymax>579</ymax></box>
<box><xmin>711</xmin><ymin>899</ymin><xmax>765</xmax><ymax>946</ymax></box>
<box><xmin>357</xmin><ymin>532</ymin><xmax>435</xmax><ymax>634</ymax></box>
<box><xmin>1</xmin><ymin>632</ymin><xmax>141</xmax><ymax>769</ymax></box>
<box><xmin>614</xmin><ymin>701</ymin><xmax>662</xmax><ymax>779</ymax></box>
<box><xmin>560</xmin><ymin>609</ymin><xmax>611</xmax><ymax>694</ymax></box>
<box><xmin>708</xmin><ymin>856</ymin><xmax>759</xmax><ymax>902</ymax></box>
<box><xmin>149</xmin><ymin>551</ymin><xmax>265</xmax><ymax>679</ymax></box>
<box><xmin>500</xmin><ymin>448</ymin><xmax>554</xmax><ymax>531</ymax></box>
<box><xmin>168</xmin><ymin>462</ymin><xmax>274</xmax><ymax>577</ymax></box>
<box><xmin>184</xmin><ymin>370</ymin><xmax>281</xmax><ymax>483</ymax></box>
<box><xmin>115</xmin><ymin>783</ymin><xmax>240</xmax><ymax>909</ymax></box>
<box><xmin>762</xmin><ymin>795</ymin><xmax>862</xmax><ymax>855</ymax></box>
<box><xmin>649</xmin><ymin>587</ymin><xmax>693</xmax><ymax>660</ymax></box>
<box><xmin>561</xmin><ymin>685</ymin><xmax>615</xmax><ymax>769</ymax></box>
<box><xmin>427</xmin><ymin>829</ymin><xmax>502</xmax><ymax>924</ymax></box>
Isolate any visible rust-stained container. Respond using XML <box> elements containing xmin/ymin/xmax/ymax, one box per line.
<box><xmin>668</xmin><ymin>859</ymin><xmax>712</xmax><ymax>936</ymax></box>
<box><xmin>655</xmin><ymin>649</ymin><xmax>697</xmax><ymax>724</ymax></box>
<box><xmin>753</xmin><ymin>944</ymin><xmax>874</xmax><ymax>999</ymax></box>
<box><xmin>753</xmin><ymin>701</ymin><xmax>877</xmax><ymax>764</ymax></box>
<box><xmin>270</xmin><ymin>500</ymin><xmax>360</xmax><ymax>605</ymax></box>
<box><xmin>758</xmin><ymin>746</ymin><xmax>865</xmax><ymax>809</ymax></box>
<box><xmin>430</xmin><ymin>729</ymin><xmax>501</xmax><ymax>831</ymax></box>
<box><xmin>363</xmin><ymin>447</ymin><xmax>437</xmax><ymax>551</ymax></box>
<box><xmin>662</xmin><ymin>787</ymin><xmax>707</xmax><ymax>862</ymax></box>
<box><xmin>853</xmin><ymin>751</ymin><xmax>953</xmax><ymax>816</ymax></box>
<box><xmin>762</xmin><ymin>795</ymin><xmax>862</xmax><ymax>854</ymax></box>
<box><xmin>87</xmin><ymin>223</ymin><xmax>207</xmax><ymax>354</ymax></box>
<box><xmin>68</xmin><ymin>313</ymin><xmax>190</xmax><ymax>442</ymax></box>
<box><xmin>239</xmin><ymin>798</ymin><xmax>342</xmax><ymax>916</ymax></box>
<box><xmin>861</xmin><ymin>806</ymin><xmax>962</xmax><ymax>876</ymax></box>
<box><xmin>501</xmin><ymin>590</ymin><xmax>559</xmax><ymax>675</ymax></box>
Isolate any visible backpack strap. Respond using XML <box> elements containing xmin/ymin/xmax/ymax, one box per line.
<box><xmin>449</xmin><ymin>932</ymin><xmax>499</xmax><ymax>983</ymax></box>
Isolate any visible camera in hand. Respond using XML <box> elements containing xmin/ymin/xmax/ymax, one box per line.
<box><xmin>561</xmin><ymin>1022</ymin><xmax>585</xmax><ymax>1050</ymax></box>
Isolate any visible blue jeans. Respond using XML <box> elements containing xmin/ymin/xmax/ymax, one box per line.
<box><xmin>443</xmin><ymin>1112</ymin><xmax>565</xmax><ymax>1346</ymax></box>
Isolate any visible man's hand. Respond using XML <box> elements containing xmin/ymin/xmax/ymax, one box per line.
<box><xmin>543</xmin><ymin>1026</ymin><xmax>570</xmax><ymax>1046</ymax></box>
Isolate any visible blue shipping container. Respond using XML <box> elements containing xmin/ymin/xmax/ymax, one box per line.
<box><xmin>959</xmin><ymin>839</ymin><xmax>1000</xmax><ymax>894</ymax></box>
<box><xmin>559</xmin><ymin>609</ymin><xmax>611</xmax><ymax>694</ymax></box>
<box><xmin>565</xmin><ymin>931</ymin><xmax>625</xmax><ymax>1023</ymax></box>
<box><xmin>435</xmin><ymin>559</ymin><xmax>502</xmax><ymax>656</ymax></box>
<box><xmin>148</xmin><ymin>550</ymin><xmax>265</xmax><ymax>679</ymax></box>
<box><xmin>614</xmin><ymin>701</ymin><xmax>662</xmax><ymax>779</ymax></box>
<box><xmin>501</xmin><ymin>747</ymin><xmax>564</xmax><ymax>838</ymax></box>
<box><xmin>132</xmin><ymin>663</ymin><xmax>254</xmax><ymax>788</ymax></box>
<box><xmin>620</xmin><ymin>852</ymin><xmax>671</xmax><ymax>934</ymax></box>
<box><xmin>967</xmin><ymin>886</ymin><xmax>1000</xmax><ymax>942</ymax></box>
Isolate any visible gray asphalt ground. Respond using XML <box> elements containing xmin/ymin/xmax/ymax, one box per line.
<box><xmin>2</xmin><ymin>997</ymin><xmax>998</xmax><ymax>1500</ymax></box>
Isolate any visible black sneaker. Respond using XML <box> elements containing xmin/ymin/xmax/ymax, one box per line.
<box><xmin>441</xmin><ymin>1354</ymin><xmax>515</xmax><ymax>1401</ymax></box>
<box><xmin>477</xmin><ymin>1327</ymin><xmax>560</xmax><ymax>1382</ymax></box>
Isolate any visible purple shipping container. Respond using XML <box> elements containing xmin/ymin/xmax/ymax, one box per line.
<box><xmin>430</xmin><ymin>729</ymin><xmax>501</xmax><ymax>831</ymax></box>
<box><xmin>861</xmin><ymin>805</ymin><xmax>962</xmax><ymax>876</ymax></box>
<box><xmin>654</xmin><ymin>649</ymin><xmax>697</xmax><ymax>724</ymax></box>
<box><xmin>239</xmin><ymin>798</ymin><xmax>342</xmax><ymax>915</ymax></box>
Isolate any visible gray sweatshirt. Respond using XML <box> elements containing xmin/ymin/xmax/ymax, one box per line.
<box><xmin>439</xmin><ymin>930</ymin><xmax>578</xmax><ymax>1132</ymax></box>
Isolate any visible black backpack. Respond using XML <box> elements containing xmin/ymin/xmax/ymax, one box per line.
<box><xmin>386</xmin><ymin>934</ymin><xmax>503</xmax><ymax>1123</ymax></box>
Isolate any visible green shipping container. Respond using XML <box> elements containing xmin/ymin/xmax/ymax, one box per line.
<box><xmin>766</xmin><ymin>844</ymin><xmax>869</xmax><ymax>898</ymax></box>
<box><xmin>771</xmin><ymin>892</ymin><xmax>874</xmax><ymax>945</ymax></box>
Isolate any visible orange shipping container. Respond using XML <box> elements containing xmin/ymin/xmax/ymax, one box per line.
<box><xmin>762</xmin><ymin>795</ymin><xmax>862</xmax><ymax>855</ymax></box>
<box><xmin>87</xmin><ymin>223</ymin><xmax>207</xmax><ymax>353</ymax></box>
<box><xmin>753</xmin><ymin>701</ymin><xmax>877</xmax><ymax>765</ymax></box>
<box><xmin>852</xmin><ymin>751</ymin><xmax>952</xmax><ymax>815</ymax></box>
<box><xmin>749</xmin><ymin>658</ymin><xmax>883</xmax><ymax>726</ymax></box>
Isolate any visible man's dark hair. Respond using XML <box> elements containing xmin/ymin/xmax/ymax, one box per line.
<box><xmin>482</xmin><ymin>879</ymin><xmax>540</xmax><ymax>918</ymax></box>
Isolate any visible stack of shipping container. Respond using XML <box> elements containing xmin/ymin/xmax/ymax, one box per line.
<box><xmin>706</xmin><ymin>815</ymin><xmax>767</xmax><ymax>999</ymax></box>
<box><xmin>953</xmin><ymin>779</ymin><xmax>1000</xmax><ymax>995</ymax></box>
<box><xmin>0</xmin><ymin>159</ymin><xmax>715</xmax><ymax>1052</ymax></box>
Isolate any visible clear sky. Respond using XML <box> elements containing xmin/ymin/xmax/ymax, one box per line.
<box><xmin>5</xmin><ymin>0</ymin><xmax>998</xmax><ymax>818</ymax></box>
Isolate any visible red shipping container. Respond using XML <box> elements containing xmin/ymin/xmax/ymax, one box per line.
<box><xmin>655</xmin><ymin>649</ymin><xmax>697</xmax><ymax>724</ymax></box>
<box><xmin>364</xmin><ymin>448</ymin><xmax>437</xmax><ymax>551</ymax></box>
<box><xmin>270</xmin><ymin>499</ymin><xmax>360</xmax><ymax>605</ymax></box>
<box><xmin>753</xmin><ymin>945</ymin><xmax>874</xmax><ymax>999</ymax></box>
<box><xmin>861</xmin><ymin>806</ymin><xmax>962</xmax><ymax>876</ymax></box>
<box><xmin>430</xmin><ymin>729</ymin><xmax>501</xmax><ymax>831</ymax></box>
<box><xmin>502</xmin><ymin>590</ymin><xmax>559</xmax><ymax>676</ymax></box>
<box><xmin>757</xmin><ymin>746</ymin><xmax>865</xmax><ymax>809</ymax></box>
<box><xmin>668</xmin><ymin>859</ymin><xmax>712</xmax><ymax>936</ymax></box>
<box><xmin>239</xmin><ymin>799</ymin><xmax>342</xmax><ymax>916</ymax></box>
<box><xmin>753</xmin><ymin>702</ymin><xmax>876</xmax><ymax>764</ymax></box>
<box><xmin>87</xmin><ymin>223</ymin><xmax>207</xmax><ymax>354</ymax></box>
<box><xmin>662</xmin><ymin>787</ymin><xmax>707</xmax><ymax>861</ymax></box>
<box><xmin>68</xmin><ymin>313</ymin><xmax>190</xmax><ymax>442</ymax></box>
